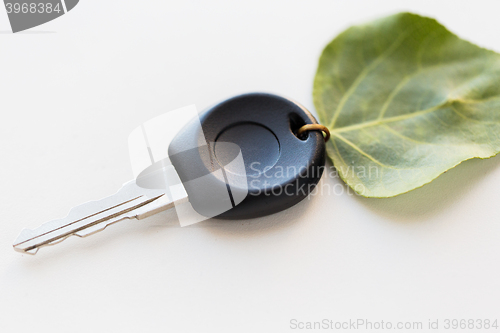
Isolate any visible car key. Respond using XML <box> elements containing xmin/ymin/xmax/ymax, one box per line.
<box><xmin>13</xmin><ymin>93</ymin><xmax>327</xmax><ymax>255</ymax></box>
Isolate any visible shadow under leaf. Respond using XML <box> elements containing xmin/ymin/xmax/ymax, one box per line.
<box><xmin>357</xmin><ymin>154</ymin><xmax>500</xmax><ymax>221</ymax></box>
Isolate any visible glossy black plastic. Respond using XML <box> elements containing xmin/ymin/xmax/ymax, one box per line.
<box><xmin>168</xmin><ymin>93</ymin><xmax>325</xmax><ymax>219</ymax></box>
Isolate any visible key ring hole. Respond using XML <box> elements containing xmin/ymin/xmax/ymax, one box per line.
<box><xmin>289</xmin><ymin>113</ymin><xmax>307</xmax><ymax>140</ymax></box>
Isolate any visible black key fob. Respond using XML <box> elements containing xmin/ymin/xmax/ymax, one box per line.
<box><xmin>169</xmin><ymin>93</ymin><xmax>325</xmax><ymax>219</ymax></box>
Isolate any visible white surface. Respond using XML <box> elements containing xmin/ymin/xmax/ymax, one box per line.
<box><xmin>1</xmin><ymin>1</ymin><xmax>499</xmax><ymax>332</ymax></box>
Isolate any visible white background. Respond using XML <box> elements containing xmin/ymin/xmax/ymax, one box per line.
<box><xmin>1</xmin><ymin>1</ymin><xmax>499</xmax><ymax>332</ymax></box>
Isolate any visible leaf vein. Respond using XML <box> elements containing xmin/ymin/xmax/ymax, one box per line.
<box><xmin>331</xmin><ymin>104</ymin><xmax>443</xmax><ymax>134</ymax></box>
<box><xmin>333</xmin><ymin>132</ymin><xmax>414</xmax><ymax>170</ymax></box>
<box><xmin>377</xmin><ymin>75</ymin><xmax>412</xmax><ymax>120</ymax></box>
<box><xmin>382</xmin><ymin>125</ymin><xmax>443</xmax><ymax>146</ymax></box>
<box><xmin>329</xmin><ymin>28</ymin><xmax>414</xmax><ymax>128</ymax></box>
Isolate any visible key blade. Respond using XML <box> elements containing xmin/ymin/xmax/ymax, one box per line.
<box><xmin>13</xmin><ymin>174</ymin><xmax>187</xmax><ymax>254</ymax></box>
<box><xmin>13</xmin><ymin>182</ymin><xmax>163</xmax><ymax>254</ymax></box>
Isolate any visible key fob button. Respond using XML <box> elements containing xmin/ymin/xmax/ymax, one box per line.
<box><xmin>214</xmin><ymin>123</ymin><xmax>280</xmax><ymax>177</ymax></box>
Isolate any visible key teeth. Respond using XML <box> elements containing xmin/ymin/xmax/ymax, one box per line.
<box><xmin>12</xmin><ymin>218</ymin><xmax>76</xmax><ymax>245</ymax></box>
<box><xmin>14</xmin><ymin>233</ymin><xmax>75</xmax><ymax>254</ymax></box>
<box><xmin>12</xmin><ymin>181</ymin><xmax>172</xmax><ymax>255</ymax></box>
<box><xmin>74</xmin><ymin>215</ymin><xmax>134</xmax><ymax>238</ymax></box>
<box><xmin>25</xmin><ymin>248</ymin><xmax>39</xmax><ymax>255</ymax></box>
<box><xmin>13</xmin><ymin>227</ymin><xmax>44</xmax><ymax>255</ymax></box>
<box><xmin>13</xmin><ymin>228</ymin><xmax>35</xmax><ymax>246</ymax></box>
<box><xmin>74</xmin><ymin>224</ymin><xmax>107</xmax><ymax>238</ymax></box>
<box><xmin>12</xmin><ymin>241</ymin><xmax>39</xmax><ymax>255</ymax></box>
<box><xmin>52</xmin><ymin>183</ymin><xmax>132</xmax><ymax>226</ymax></box>
<box><xmin>15</xmin><ymin>214</ymin><xmax>136</xmax><ymax>254</ymax></box>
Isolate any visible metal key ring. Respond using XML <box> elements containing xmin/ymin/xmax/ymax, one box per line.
<box><xmin>297</xmin><ymin>124</ymin><xmax>330</xmax><ymax>142</ymax></box>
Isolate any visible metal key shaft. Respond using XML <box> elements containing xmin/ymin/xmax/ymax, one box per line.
<box><xmin>13</xmin><ymin>163</ymin><xmax>188</xmax><ymax>255</ymax></box>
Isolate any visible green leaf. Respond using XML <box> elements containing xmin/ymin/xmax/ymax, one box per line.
<box><xmin>313</xmin><ymin>12</ymin><xmax>500</xmax><ymax>197</ymax></box>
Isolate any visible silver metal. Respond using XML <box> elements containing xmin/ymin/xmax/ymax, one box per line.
<box><xmin>13</xmin><ymin>163</ymin><xmax>188</xmax><ymax>255</ymax></box>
